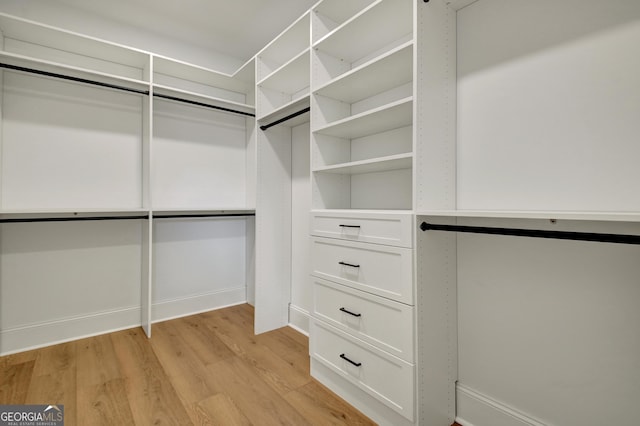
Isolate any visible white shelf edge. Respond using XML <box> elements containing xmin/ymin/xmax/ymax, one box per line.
<box><xmin>313</xmin><ymin>152</ymin><xmax>412</xmax><ymax>175</ymax></box>
<box><xmin>0</xmin><ymin>51</ymin><xmax>150</xmax><ymax>89</ymax></box>
<box><xmin>257</xmin><ymin>94</ymin><xmax>310</xmax><ymax>123</ymax></box>
<box><xmin>257</xmin><ymin>47</ymin><xmax>310</xmax><ymax>87</ymax></box>
<box><xmin>313</xmin><ymin>96</ymin><xmax>413</xmax><ymax>134</ymax></box>
<box><xmin>0</xmin><ymin>12</ymin><xmax>150</xmax><ymax>58</ymax></box>
<box><xmin>151</xmin><ymin>208</ymin><xmax>255</xmax><ymax>216</ymax></box>
<box><xmin>312</xmin><ymin>0</ymin><xmax>383</xmax><ymax>48</ymax></box>
<box><xmin>313</xmin><ymin>40</ymin><xmax>413</xmax><ymax>95</ymax></box>
<box><xmin>153</xmin><ymin>84</ymin><xmax>255</xmax><ymax>113</ymax></box>
<box><xmin>255</xmin><ymin>10</ymin><xmax>311</xmax><ymax>59</ymax></box>
<box><xmin>0</xmin><ymin>208</ymin><xmax>150</xmax><ymax>220</ymax></box>
<box><xmin>416</xmin><ymin>210</ymin><xmax>640</xmax><ymax>223</ymax></box>
<box><xmin>152</xmin><ymin>53</ymin><xmax>235</xmax><ymax>78</ymax></box>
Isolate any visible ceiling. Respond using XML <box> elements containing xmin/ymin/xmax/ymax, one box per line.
<box><xmin>54</xmin><ymin>0</ymin><xmax>318</xmax><ymax>63</ymax></box>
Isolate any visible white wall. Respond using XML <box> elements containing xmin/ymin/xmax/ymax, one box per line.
<box><xmin>455</xmin><ymin>218</ymin><xmax>640</xmax><ymax>426</ymax></box>
<box><xmin>456</xmin><ymin>0</ymin><xmax>640</xmax><ymax>212</ymax></box>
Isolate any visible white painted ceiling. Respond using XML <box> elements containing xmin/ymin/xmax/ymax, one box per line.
<box><xmin>54</xmin><ymin>0</ymin><xmax>318</xmax><ymax>62</ymax></box>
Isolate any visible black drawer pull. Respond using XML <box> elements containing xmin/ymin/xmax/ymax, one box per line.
<box><xmin>338</xmin><ymin>261</ymin><xmax>360</xmax><ymax>268</ymax></box>
<box><xmin>339</xmin><ymin>307</ymin><xmax>362</xmax><ymax>317</ymax></box>
<box><xmin>340</xmin><ymin>353</ymin><xmax>362</xmax><ymax>367</ymax></box>
<box><xmin>339</xmin><ymin>224</ymin><xmax>361</xmax><ymax>228</ymax></box>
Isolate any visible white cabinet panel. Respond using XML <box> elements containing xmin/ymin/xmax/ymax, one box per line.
<box><xmin>310</xmin><ymin>210</ymin><xmax>413</xmax><ymax>247</ymax></box>
<box><xmin>311</xmin><ymin>236</ymin><xmax>413</xmax><ymax>304</ymax></box>
<box><xmin>310</xmin><ymin>319</ymin><xmax>415</xmax><ymax>421</ymax></box>
<box><xmin>313</xmin><ymin>277</ymin><xmax>414</xmax><ymax>362</ymax></box>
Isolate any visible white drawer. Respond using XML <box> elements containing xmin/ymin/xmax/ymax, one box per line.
<box><xmin>313</xmin><ymin>277</ymin><xmax>414</xmax><ymax>363</ymax></box>
<box><xmin>310</xmin><ymin>210</ymin><xmax>413</xmax><ymax>248</ymax></box>
<box><xmin>311</xmin><ymin>237</ymin><xmax>413</xmax><ymax>304</ymax></box>
<box><xmin>310</xmin><ymin>319</ymin><xmax>415</xmax><ymax>421</ymax></box>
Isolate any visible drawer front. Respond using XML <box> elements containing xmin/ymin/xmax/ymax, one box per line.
<box><xmin>310</xmin><ymin>319</ymin><xmax>415</xmax><ymax>421</ymax></box>
<box><xmin>311</xmin><ymin>237</ymin><xmax>413</xmax><ymax>304</ymax></box>
<box><xmin>310</xmin><ymin>211</ymin><xmax>413</xmax><ymax>248</ymax></box>
<box><xmin>313</xmin><ymin>277</ymin><xmax>414</xmax><ymax>363</ymax></box>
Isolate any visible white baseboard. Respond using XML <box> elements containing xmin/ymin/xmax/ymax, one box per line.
<box><xmin>151</xmin><ymin>286</ymin><xmax>246</xmax><ymax>323</ymax></box>
<box><xmin>456</xmin><ymin>383</ymin><xmax>547</xmax><ymax>426</ymax></box>
<box><xmin>0</xmin><ymin>306</ymin><xmax>141</xmax><ymax>356</ymax></box>
<box><xmin>288</xmin><ymin>303</ymin><xmax>310</xmax><ymax>335</ymax></box>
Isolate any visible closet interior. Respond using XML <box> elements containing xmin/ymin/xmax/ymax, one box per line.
<box><xmin>1</xmin><ymin>1</ymin><xmax>639</xmax><ymax>425</ymax></box>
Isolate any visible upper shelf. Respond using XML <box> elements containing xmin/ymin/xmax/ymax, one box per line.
<box><xmin>313</xmin><ymin>0</ymin><xmax>412</xmax><ymax>64</ymax></box>
<box><xmin>0</xmin><ymin>13</ymin><xmax>254</xmax><ymax>108</ymax></box>
<box><xmin>314</xmin><ymin>41</ymin><xmax>412</xmax><ymax>103</ymax></box>
<box><xmin>257</xmin><ymin>11</ymin><xmax>310</xmax><ymax>82</ymax></box>
<box><xmin>313</xmin><ymin>96</ymin><xmax>413</xmax><ymax>139</ymax></box>
<box><xmin>258</xmin><ymin>48</ymin><xmax>310</xmax><ymax>93</ymax></box>
<box><xmin>311</xmin><ymin>0</ymin><xmax>375</xmax><ymax>43</ymax></box>
<box><xmin>0</xmin><ymin>50</ymin><xmax>150</xmax><ymax>94</ymax></box>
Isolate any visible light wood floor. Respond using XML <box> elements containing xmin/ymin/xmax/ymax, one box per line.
<box><xmin>1</xmin><ymin>303</ymin><xmax>462</xmax><ymax>425</ymax></box>
<box><xmin>1</xmin><ymin>304</ymin><xmax>377</xmax><ymax>425</ymax></box>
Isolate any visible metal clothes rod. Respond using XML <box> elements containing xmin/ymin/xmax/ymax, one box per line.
<box><xmin>153</xmin><ymin>213</ymin><xmax>255</xmax><ymax>219</ymax></box>
<box><xmin>0</xmin><ymin>215</ymin><xmax>149</xmax><ymax>224</ymax></box>
<box><xmin>420</xmin><ymin>222</ymin><xmax>640</xmax><ymax>245</ymax></box>
<box><xmin>260</xmin><ymin>107</ymin><xmax>311</xmax><ymax>131</ymax></box>
<box><xmin>0</xmin><ymin>63</ymin><xmax>255</xmax><ymax>118</ymax></box>
<box><xmin>0</xmin><ymin>63</ymin><xmax>150</xmax><ymax>95</ymax></box>
<box><xmin>153</xmin><ymin>93</ymin><xmax>255</xmax><ymax>117</ymax></box>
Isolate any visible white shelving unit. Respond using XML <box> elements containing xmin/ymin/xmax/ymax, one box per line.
<box><xmin>0</xmin><ymin>12</ymin><xmax>256</xmax><ymax>354</ymax></box>
<box><xmin>311</xmin><ymin>0</ymin><xmax>414</xmax><ymax>212</ymax></box>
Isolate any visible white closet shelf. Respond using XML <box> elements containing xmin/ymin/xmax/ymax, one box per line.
<box><xmin>313</xmin><ymin>153</ymin><xmax>412</xmax><ymax>175</ymax></box>
<box><xmin>0</xmin><ymin>13</ymin><xmax>148</xmax><ymax>69</ymax></box>
<box><xmin>0</xmin><ymin>51</ymin><xmax>150</xmax><ymax>92</ymax></box>
<box><xmin>257</xmin><ymin>11</ymin><xmax>310</xmax><ymax>81</ymax></box>
<box><xmin>152</xmin><ymin>208</ymin><xmax>255</xmax><ymax>217</ymax></box>
<box><xmin>416</xmin><ymin>210</ymin><xmax>640</xmax><ymax>223</ymax></box>
<box><xmin>312</xmin><ymin>0</ymin><xmax>376</xmax><ymax>34</ymax></box>
<box><xmin>257</xmin><ymin>48</ymin><xmax>310</xmax><ymax>93</ymax></box>
<box><xmin>313</xmin><ymin>0</ymin><xmax>412</xmax><ymax>63</ymax></box>
<box><xmin>153</xmin><ymin>84</ymin><xmax>255</xmax><ymax>115</ymax></box>
<box><xmin>153</xmin><ymin>55</ymin><xmax>253</xmax><ymax>95</ymax></box>
<box><xmin>0</xmin><ymin>208</ymin><xmax>149</xmax><ymax>221</ymax></box>
<box><xmin>258</xmin><ymin>95</ymin><xmax>310</xmax><ymax>128</ymax></box>
<box><xmin>311</xmin><ymin>208</ymin><xmax>414</xmax><ymax>215</ymax></box>
<box><xmin>313</xmin><ymin>96</ymin><xmax>413</xmax><ymax>139</ymax></box>
<box><xmin>314</xmin><ymin>41</ymin><xmax>412</xmax><ymax>103</ymax></box>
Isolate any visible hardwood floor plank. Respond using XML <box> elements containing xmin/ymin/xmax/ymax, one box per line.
<box><xmin>148</xmin><ymin>319</ymin><xmax>224</xmax><ymax>423</ymax></box>
<box><xmin>171</xmin><ymin>314</ymin><xmax>235</xmax><ymax>366</ymax></box>
<box><xmin>110</xmin><ymin>327</ymin><xmax>192</xmax><ymax>426</ymax></box>
<box><xmin>26</xmin><ymin>342</ymin><xmax>77</xmax><ymax>425</ymax></box>
<box><xmin>205</xmin><ymin>314</ymin><xmax>311</xmax><ymax>395</ymax></box>
<box><xmin>0</xmin><ymin>360</ymin><xmax>35</xmax><ymax>404</ymax></box>
<box><xmin>195</xmin><ymin>393</ymin><xmax>252</xmax><ymax>426</ymax></box>
<box><xmin>77</xmin><ymin>378</ymin><xmax>136</xmax><ymax>426</ymax></box>
<box><xmin>76</xmin><ymin>333</ymin><xmax>122</xmax><ymax>388</ymax></box>
<box><xmin>284</xmin><ymin>380</ymin><xmax>376</xmax><ymax>426</ymax></box>
<box><xmin>207</xmin><ymin>356</ymin><xmax>312</xmax><ymax>426</ymax></box>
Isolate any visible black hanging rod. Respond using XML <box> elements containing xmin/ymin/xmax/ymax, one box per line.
<box><xmin>0</xmin><ymin>215</ymin><xmax>148</xmax><ymax>224</ymax></box>
<box><xmin>420</xmin><ymin>222</ymin><xmax>640</xmax><ymax>245</ymax></box>
<box><xmin>153</xmin><ymin>213</ymin><xmax>255</xmax><ymax>219</ymax></box>
<box><xmin>260</xmin><ymin>107</ymin><xmax>310</xmax><ymax>131</ymax></box>
<box><xmin>153</xmin><ymin>93</ymin><xmax>255</xmax><ymax>117</ymax></box>
<box><xmin>0</xmin><ymin>62</ymin><xmax>150</xmax><ymax>95</ymax></box>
